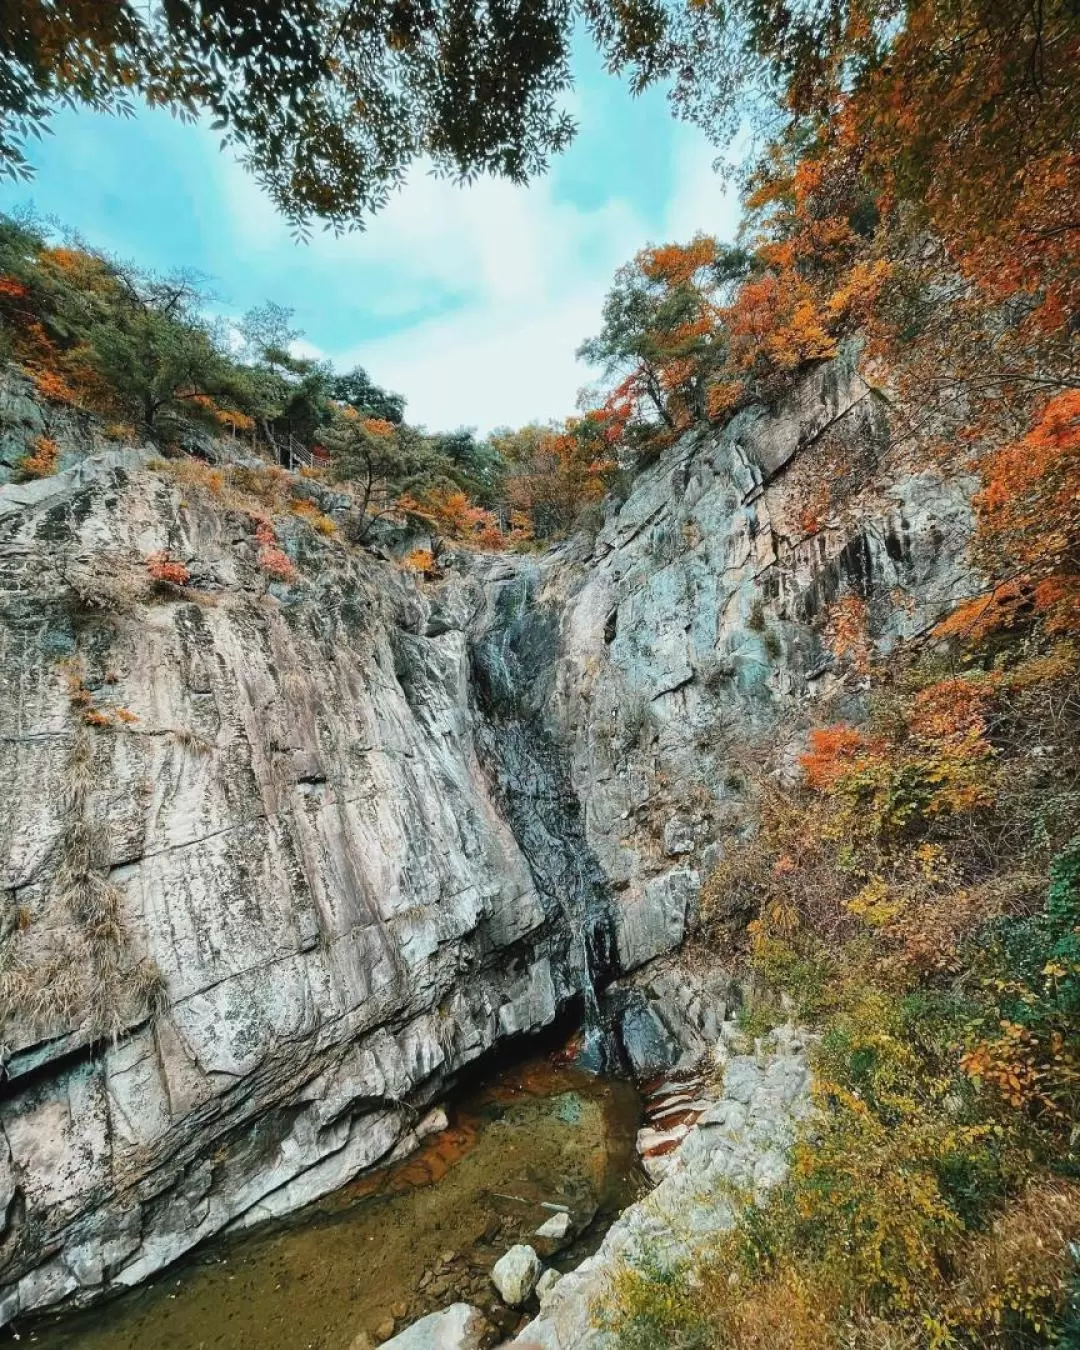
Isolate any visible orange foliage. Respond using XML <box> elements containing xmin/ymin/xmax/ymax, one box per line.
<box><xmin>824</xmin><ymin>593</ymin><xmax>870</xmax><ymax>674</ymax></box>
<box><xmin>704</xmin><ymin>380</ymin><xmax>744</xmax><ymax>421</ymax></box>
<box><xmin>258</xmin><ymin>544</ymin><xmax>298</xmax><ymax>583</ymax></box>
<box><xmin>290</xmin><ymin>497</ymin><xmax>336</xmax><ymax>535</ymax></box>
<box><xmin>215</xmin><ymin>408</ymin><xmax>256</xmax><ymax>433</ymax></box>
<box><xmin>797</xmin><ymin>479</ymin><xmax>831</xmax><ymax>535</ymax></box>
<box><xmin>146</xmin><ymin>552</ymin><xmax>190</xmax><ymax>586</ymax></box>
<box><xmin>799</xmin><ymin>724</ymin><xmax>875</xmax><ymax>790</ymax></box>
<box><xmin>906</xmin><ymin>677</ymin><xmax>996</xmax><ymax>746</ymax></box>
<box><xmin>398</xmin><ymin>488</ymin><xmax>504</xmax><ymax>548</ymax></box>
<box><xmin>504</xmin><ymin>426</ymin><xmax>614</xmax><ymax>538</ymax></box>
<box><xmin>855</xmin><ymin>4</ymin><xmax>1079</xmax><ymax>331</ymax></box>
<box><xmin>245</xmin><ymin>514</ymin><xmax>299</xmax><ymax>581</ymax></box>
<box><xmin>597</xmin><ymin>374</ymin><xmax>645</xmax><ymax>445</ymax></box>
<box><xmin>361</xmin><ymin>417</ymin><xmax>396</xmax><ymax>438</ymax></box>
<box><xmin>937</xmin><ymin>391</ymin><xmax>1080</xmax><ymax>641</ymax></box>
<box><xmin>639</xmin><ymin>235</ymin><xmax>717</xmax><ymax>285</ymax></box>
<box><xmin>825</xmin><ymin>259</ymin><xmax>891</xmax><ymax>325</ymax></box>
<box><xmin>403</xmin><ymin>547</ymin><xmax>437</xmax><ymax>577</ymax></box>
<box><xmin>934</xmin><ymin>583</ymin><xmax>1031</xmax><ymax>643</ymax></box>
<box><xmin>959</xmin><ymin>1027</ymin><xmax>1051</xmax><ymax>1114</ymax></box>
<box><xmin>0</xmin><ymin>274</ymin><xmax>29</xmax><ymax>302</ymax></box>
<box><xmin>30</xmin><ymin>367</ymin><xmax>79</xmax><ymax>405</ymax></box>
<box><xmin>18</xmin><ymin>435</ymin><xmax>59</xmax><ymax>479</ymax></box>
<box><xmin>725</xmin><ymin>271</ymin><xmax>838</xmax><ymax>376</ymax></box>
<box><xmin>253</xmin><ymin>518</ymin><xmax>276</xmax><ymax>547</ymax></box>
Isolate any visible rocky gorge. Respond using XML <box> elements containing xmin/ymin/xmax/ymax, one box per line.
<box><xmin>0</xmin><ymin>351</ymin><xmax>978</xmax><ymax>1335</ymax></box>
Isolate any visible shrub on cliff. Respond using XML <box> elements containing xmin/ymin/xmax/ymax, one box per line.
<box><xmin>0</xmin><ymin>211</ymin><xmax>508</xmax><ymax>545</ymax></box>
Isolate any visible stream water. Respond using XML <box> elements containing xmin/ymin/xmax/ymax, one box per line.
<box><xmin>18</xmin><ymin>1058</ymin><xmax>644</xmax><ymax>1350</ymax></box>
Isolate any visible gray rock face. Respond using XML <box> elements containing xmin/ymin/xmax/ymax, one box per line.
<box><xmin>380</xmin><ymin>1303</ymin><xmax>487</xmax><ymax>1350</ymax></box>
<box><xmin>491</xmin><ymin>1244</ymin><xmax>542</xmax><ymax>1306</ymax></box>
<box><xmin>541</xmin><ymin>353</ymin><xmax>978</xmax><ymax>1003</ymax></box>
<box><xmin>0</xmin><ymin>449</ymin><xmax>586</xmax><ymax>1325</ymax></box>
<box><xmin>0</xmin><ymin>369</ymin><xmax>150</xmax><ymax>486</ymax></box>
<box><xmin>0</xmin><ymin>355</ymin><xmax>976</xmax><ymax>1325</ymax></box>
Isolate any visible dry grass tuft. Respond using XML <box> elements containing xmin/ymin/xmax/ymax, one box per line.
<box><xmin>172</xmin><ymin>726</ymin><xmax>214</xmax><ymax>755</ymax></box>
<box><xmin>944</xmin><ymin>1178</ymin><xmax>1080</xmax><ymax>1344</ymax></box>
<box><xmin>64</xmin><ymin>554</ymin><xmax>152</xmax><ymax>615</ymax></box>
<box><xmin>0</xmin><ymin>715</ymin><xmax>169</xmax><ymax>1047</ymax></box>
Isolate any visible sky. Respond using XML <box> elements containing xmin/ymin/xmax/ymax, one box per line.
<box><xmin>0</xmin><ymin>38</ymin><xmax>741</xmax><ymax>434</ymax></box>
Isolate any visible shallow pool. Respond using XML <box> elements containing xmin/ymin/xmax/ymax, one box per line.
<box><xmin>19</xmin><ymin>1057</ymin><xmax>644</xmax><ymax>1349</ymax></box>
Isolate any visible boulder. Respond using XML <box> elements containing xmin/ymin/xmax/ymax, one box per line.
<box><xmin>534</xmin><ymin>1211</ymin><xmax>572</xmax><ymax>1242</ymax></box>
<box><xmin>379</xmin><ymin>1304</ymin><xmax>486</xmax><ymax>1349</ymax></box>
<box><xmin>535</xmin><ymin>1268</ymin><xmax>562</xmax><ymax>1304</ymax></box>
<box><xmin>491</xmin><ymin>1244</ymin><xmax>542</xmax><ymax>1306</ymax></box>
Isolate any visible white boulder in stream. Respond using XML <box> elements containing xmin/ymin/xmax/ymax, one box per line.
<box><xmin>377</xmin><ymin>1303</ymin><xmax>487</xmax><ymax>1349</ymax></box>
<box><xmin>535</xmin><ymin>1211</ymin><xmax>572</xmax><ymax>1242</ymax></box>
<box><xmin>491</xmin><ymin>1244</ymin><xmax>542</xmax><ymax>1305</ymax></box>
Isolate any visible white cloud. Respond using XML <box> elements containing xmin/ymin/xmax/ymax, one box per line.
<box><xmin>214</xmin><ymin>118</ymin><xmax>739</xmax><ymax>431</ymax></box>
<box><xmin>290</xmin><ymin>338</ymin><xmax>326</xmax><ymax>362</ymax></box>
<box><xmin>338</xmin><ymin>289</ymin><xmax>611</xmax><ymax>432</ymax></box>
<box><xmin>216</xmin><ymin>149</ymin><xmax>642</xmax><ymax>430</ymax></box>
<box><xmin>663</xmin><ymin>134</ymin><xmax>741</xmax><ymax>246</ymax></box>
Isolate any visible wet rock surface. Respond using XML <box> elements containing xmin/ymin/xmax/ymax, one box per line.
<box><xmin>541</xmin><ymin>353</ymin><xmax>978</xmax><ymax>1019</ymax></box>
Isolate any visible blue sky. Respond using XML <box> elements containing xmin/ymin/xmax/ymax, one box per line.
<box><xmin>0</xmin><ymin>38</ymin><xmax>740</xmax><ymax>433</ymax></box>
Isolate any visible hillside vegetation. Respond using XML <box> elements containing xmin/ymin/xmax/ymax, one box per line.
<box><xmin>589</xmin><ymin>0</ymin><xmax>1080</xmax><ymax>1345</ymax></box>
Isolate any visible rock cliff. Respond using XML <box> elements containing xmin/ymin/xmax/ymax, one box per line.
<box><xmin>0</xmin><ymin>355</ymin><xmax>976</xmax><ymax>1325</ymax></box>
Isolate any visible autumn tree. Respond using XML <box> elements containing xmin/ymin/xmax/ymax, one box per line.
<box><xmin>577</xmin><ymin>222</ymin><xmax>870</xmax><ymax>457</ymax></box>
<box><xmin>0</xmin><ymin>212</ymin><xmax>420</xmax><ymax>467</ymax></box>
<box><xmin>936</xmin><ymin>390</ymin><xmax>1080</xmax><ymax>641</ymax></box>
<box><xmin>579</xmin><ymin>237</ymin><xmax>756</xmax><ymax>450</ymax></box>
<box><xmin>493</xmin><ymin>420</ymin><xmax>613</xmax><ymax>538</ymax></box>
<box><xmin>318</xmin><ymin>408</ymin><xmax>458</xmax><ymax>540</ymax></box>
<box><xmin>397</xmin><ymin>486</ymin><xmax>505</xmax><ymax>549</ymax></box>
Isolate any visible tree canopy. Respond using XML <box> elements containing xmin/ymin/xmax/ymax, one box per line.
<box><xmin>4</xmin><ymin>0</ymin><xmax>1075</xmax><ymax>245</ymax></box>
<box><xmin>3</xmin><ymin>0</ymin><xmax>661</xmax><ymax>231</ymax></box>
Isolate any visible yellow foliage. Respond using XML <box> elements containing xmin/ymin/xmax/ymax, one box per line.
<box><xmin>403</xmin><ymin>547</ymin><xmax>437</xmax><ymax>577</ymax></box>
<box><xmin>290</xmin><ymin>496</ymin><xmax>336</xmax><ymax>536</ymax></box>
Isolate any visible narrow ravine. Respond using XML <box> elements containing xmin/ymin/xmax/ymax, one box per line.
<box><xmin>15</xmin><ymin>1056</ymin><xmax>643</xmax><ymax>1350</ymax></box>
